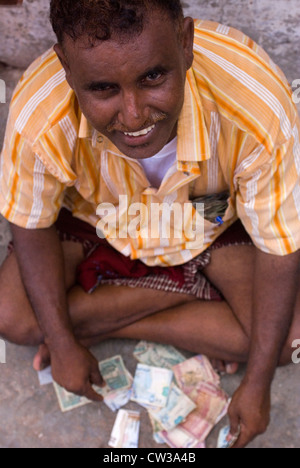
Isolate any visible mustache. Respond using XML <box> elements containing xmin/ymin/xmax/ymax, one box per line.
<box><xmin>106</xmin><ymin>111</ymin><xmax>167</xmax><ymax>133</ymax></box>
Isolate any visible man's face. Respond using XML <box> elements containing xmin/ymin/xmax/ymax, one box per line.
<box><xmin>56</xmin><ymin>11</ymin><xmax>194</xmax><ymax>159</ymax></box>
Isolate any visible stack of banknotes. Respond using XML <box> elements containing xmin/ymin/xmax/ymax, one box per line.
<box><xmin>53</xmin><ymin>355</ymin><xmax>133</xmax><ymax>413</ymax></box>
<box><xmin>50</xmin><ymin>341</ymin><xmax>229</xmax><ymax>448</ymax></box>
<box><xmin>132</xmin><ymin>342</ymin><xmax>229</xmax><ymax>448</ymax></box>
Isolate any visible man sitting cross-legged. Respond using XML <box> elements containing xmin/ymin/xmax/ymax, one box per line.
<box><xmin>0</xmin><ymin>0</ymin><xmax>299</xmax><ymax>448</ymax></box>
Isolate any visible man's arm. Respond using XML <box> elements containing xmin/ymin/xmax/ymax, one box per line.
<box><xmin>229</xmin><ymin>248</ymin><xmax>300</xmax><ymax>448</ymax></box>
<box><xmin>11</xmin><ymin>223</ymin><xmax>104</xmax><ymax>400</ymax></box>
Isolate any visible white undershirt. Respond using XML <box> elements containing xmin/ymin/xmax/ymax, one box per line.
<box><xmin>138</xmin><ymin>137</ymin><xmax>177</xmax><ymax>188</ymax></box>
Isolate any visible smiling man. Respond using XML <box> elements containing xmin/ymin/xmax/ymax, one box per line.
<box><xmin>0</xmin><ymin>0</ymin><xmax>299</xmax><ymax>448</ymax></box>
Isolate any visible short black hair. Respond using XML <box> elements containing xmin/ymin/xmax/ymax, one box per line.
<box><xmin>50</xmin><ymin>0</ymin><xmax>184</xmax><ymax>45</ymax></box>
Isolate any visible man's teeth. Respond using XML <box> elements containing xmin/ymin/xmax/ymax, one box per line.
<box><xmin>124</xmin><ymin>125</ymin><xmax>155</xmax><ymax>137</ymax></box>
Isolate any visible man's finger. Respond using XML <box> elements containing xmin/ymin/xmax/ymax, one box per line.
<box><xmin>90</xmin><ymin>366</ymin><xmax>106</xmax><ymax>388</ymax></box>
<box><xmin>231</xmin><ymin>426</ymin><xmax>254</xmax><ymax>449</ymax></box>
<box><xmin>228</xmin><ymin>403</ymin><xmax>240</xmax><ymax>437</ymax></box>
<box><xmin>84</xmin><ymin>383</ymin><xmax>104</xmax><ymax>402</ymax></box>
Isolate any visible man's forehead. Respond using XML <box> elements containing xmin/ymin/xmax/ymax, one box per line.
<box><xmin>63</xmin><ymin>9</ymin><xmax>180</xmax><ymax>64</ymax></box>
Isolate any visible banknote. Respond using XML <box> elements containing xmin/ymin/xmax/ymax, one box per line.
<box><xmin>173</xmin><ymin>355</ymin><xmax>220</xmax><ymax>399</ymax></box>
<box><xmin>158</xmin><ymin>426</ymin><xmax>206</xmax><ymax>449</ymax></box>
<box><xmin>131</xmin><ymin>364</ymin><xmax>173</xmax><ymax>408</ymax></box>
<box><xmin>217</xmin><ymin>425</ymin><xmax>240</xmax><ymax>448</ymax></box>
<box><xmin>54</xmin><ymin>355</ymin><xmax>132</xmax><ymax>413</ymax></box>
<box><xmin>148</xmin><ymin>411</ymin><xmax>163</xmax><ymax>434</ymax></box>
<box><xmin>108</xmin><ymin>409</ymin><xmax>140</xmax><ymax>448</ymax></box>
<box><xmin>53</xmin><ymin>381</ymin><xmax>91</xmax><ymax>413</ymax></box>
<box><xmin>38</xmin><ymin>365</ymin><xmax>53</xmax><ymax>386</ymax></box>
<box><xmin>103</xmin><ymin>369</ymin><xmax>133</xmax><ymax>412</ymax></box>
<box><xmin>179</xmin><ymin>381</ymin><xmax>229</xmax><ymax>442</ymax></box>
<box><xmin>153</xmin><ymin>431</ymin><xmax>166</xmax><ymax>445</ymax></box>
<box><xmin>96</xmin><ymin>355</ymin><xmax>131</xmax><ymax>398</ymax></box>
<box><xmin>133</xmin><ymin>341</ymin><xmax>186</xmax><ymax>370</ymax></box>
<box><xmin>149</xmin><ymin>383</ymin><xmax>197</xmax><ymax>432</ymax></box>
<box><xmin>148</xmin><ymin>413</ymin><xmax>165</xmax><ymax>444</ymax></box>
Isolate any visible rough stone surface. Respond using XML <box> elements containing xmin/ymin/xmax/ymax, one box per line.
<box><xmin>0</xmin><ymin>0</ymin><xmax>300</xmax><ymax>83</ymax></box>
<box><xmin>0</xmin><ymin>0</ymin><xmax>299</xmax><ymax>450</ymax></box>
<box><xmin>0</xmin><ymin>0</ymin><xmax>56</xmax><ymax>69</ymax></box>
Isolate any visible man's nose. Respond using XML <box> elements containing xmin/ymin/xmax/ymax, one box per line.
<box><xmin>118</xmin><ymin>90</ymin><xmax>148</xmax><ymax>130</ymax></box>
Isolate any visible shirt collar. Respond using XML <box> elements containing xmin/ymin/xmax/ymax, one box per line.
<box><xmin>78</xmin><ymin>111</ymin><xmax>93</xmax><ymax>139</ymax></box>
<box><xmin>176</xmin><ymin>68</ymin><xmax>211</xmax><ymax>174</ymax></box>
<box><xmin>78</xmin><ymin>66</ymin><xmax>211</xmax><ymax>173</ymax></box>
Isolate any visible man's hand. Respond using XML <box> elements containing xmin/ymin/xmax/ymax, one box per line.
<box><xmin>228</xmin><ymin>249</ymin><xmax>299</xmax><ymax>448</ymax></box>
<box><xmin>11</xmin><ymin>225</ymin><xmax>105</xmax><ymax>402</ymax></box>
<box><xmin>228</xmin><ymin>381</ymin><xmax>271</xmax><ymax>448</ymax></box>
<box><xmin>50</xmin><ymin>339</ymin><xmax>105</xmax><ymax>401</ymax></box>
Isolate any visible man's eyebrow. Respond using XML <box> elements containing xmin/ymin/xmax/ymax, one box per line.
<box><xmin>85</xmin><ymin>65</ymin><xmax>169</xmax><ymax>90</ymax></box>
<box><xmin>85</xmin><ymin>81</ymin><xmax>116</xmax><ymax>90</ymax></box>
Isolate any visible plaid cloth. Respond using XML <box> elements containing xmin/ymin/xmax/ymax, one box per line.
<box><xmin>56</xmin><ymin>210</ymin><xmax>253</xmax><ymax>301</ymax></box>
<box><xmin>8</xmin><ymin>209</ymin><xmax>253</xmax><ymax>301</ymax></box>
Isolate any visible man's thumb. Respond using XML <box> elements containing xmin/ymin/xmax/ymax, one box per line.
<box><xmin>228</xmin><ymin>401</ymin><xmax>240</xmax><ymax>436</ymax></box>
<box><xmin>90</xmin><ymin>365</ymin><xmax>106</xmax><ymax>388</ymax></box>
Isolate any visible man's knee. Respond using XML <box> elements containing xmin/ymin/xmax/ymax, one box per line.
<box><xmin>0</xmin><ymin>299</ymin><xmax>43</xmax><ymax>346</ymax></box>
<box><xmin>0</xmin><ymin>318</ymin><xmax>42</xmax><ymax>346</ymax></box>
<box><xmin>0</xmin><ymin>254</ymin><xmax>43</xmax><ymax>346</ymax></box>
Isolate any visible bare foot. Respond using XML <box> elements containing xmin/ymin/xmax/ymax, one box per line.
<box><xmin>211</xmin><ymin>359</ymin><xmax>239</xmax><ymax>375</ymax></box>
<box><xmin>33</xmin><ymin>343</ymin><xmax>51</xmax><ymax>371</ymax></box>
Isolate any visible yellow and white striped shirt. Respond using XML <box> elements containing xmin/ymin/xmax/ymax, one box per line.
<box><xmin>0</xmin><ymin>20</ymin><xmax>299</xmax><ymax>266</ymax></box>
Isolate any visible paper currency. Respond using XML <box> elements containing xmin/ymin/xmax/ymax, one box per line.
<box><xmin>179</xmin><ymin>381</ymin><xmax>228</xmax><ymax>442</ymax></box>
<box><xmin>172</xmin><ymin>355</ymin><xmax>228</xmax><ymax>442</ymax></box>
<box><xmin>158</xmin><ymin>427</ymin><xmax>206</xmax><ymax>449</ymax></box>
<box><xmin>217</xmin><ymin>425</ymin><xmax>240</xmax><ymax>448</ymax></box>
<box><xmin>192</xmin><ymin>191</ymin><xmax>229</xmax><ymax>223</ymax></box>
<box><xmin>134</xmin><ymin>341</ymin><xmax>186</xmax><ymax>370</ymax></box>
<box><xmin>53</xmin><ymin>381</ymin><xmax>91</xmax><ymax>413</ymax></box>
<box><xmin>149</xmin><ymin>383</ymin><xmax>196</xmax><ymax>432</ymax></box>
<box><xmin>96</xmin><ymin>355</ymin><xmax>131</xmax><ymax>398</ymax></box>
<box><xmin>173</xmin><ymin>355</ymin><xmax>220</xmax><ymax>398</ymax></box>
<box><xmin>109</xmin><ymin>409</ymin><xmax>140</xmax><ymax>448</ymax></box>
<box><xmin>148</xmin><ymin>412</ymin><xmax>166</xmax><ymax>444</ymax></box>
<box><xmin>103</xmin><ymin>369</ymin><xmax>133</xmax><ymax>412</ymax></box>
<box><xmin>38</xmin><ymin>365</ymin><xmax>53</xmax><ymax>386</ymax></box>
<box><xmin>54</xmin><ymin>355</ymin><xmax>132</xmax><ymax>413</ymax></box>
<box><xmin>131</xmin><ymin>364</ymin><xmax>173</xmax><ymax>408</ymax></box>
<box><xmin>153</xmin><ymin>432</ymin><xmax>166</xmax><ymax>445</ymax></box>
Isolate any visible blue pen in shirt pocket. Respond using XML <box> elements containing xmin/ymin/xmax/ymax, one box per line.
<box><xmin>192</xmin><ymin>191</ymin><xmax>229</xmax><ymax>224</ymax></box>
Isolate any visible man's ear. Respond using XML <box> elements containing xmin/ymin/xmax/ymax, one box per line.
<box><xmin>182</xmin><ymin>17</ymin><xmax>195</xmax><ymax>70</ymax></box>
<box><xmin>54</xmin><ymin>43</ymin><xmax>74</xmax><ymax>89</ymax></box>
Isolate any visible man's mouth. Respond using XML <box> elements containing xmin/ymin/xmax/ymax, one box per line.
<box><xmin>123</xmin><ymin>124</ymin><xmax>155</xmax><ymax>138</ymax></box>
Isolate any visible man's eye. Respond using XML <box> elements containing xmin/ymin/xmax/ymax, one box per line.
<box><xmin>89</xmin><ymin>84</ymin><xmax>117</xmax><ymax>92</ymax></box>
<box><xmin>144</xmin><ymin>71</ymin><xmax>163</xmax><ymax>83</ymax></box>
<box><xmin>98</xmin><ymin>85</ymin><xmax>112</xmax><ymax>91</ymax></box>
<box><xmin>147</xmin><ymin>72</ymin><xmax>161</xmax><ymax>80</ymax></box>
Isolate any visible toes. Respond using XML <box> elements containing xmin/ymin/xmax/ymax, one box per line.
<box><xmin>33</xmin><ymin>344</ymin><xmax>51</xmax><ymax>371</ymax></box>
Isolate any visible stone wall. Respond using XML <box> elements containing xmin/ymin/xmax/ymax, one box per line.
<box><xmin>0</xmin><ymin>0</ymin><xmax>300</xmax><ymax>82</ymax></box>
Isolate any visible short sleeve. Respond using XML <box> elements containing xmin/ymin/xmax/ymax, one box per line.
<box><xmin>0</xmin><ymin>129</ymin><xmax>66</xmax><ymax>229</ymax></box>
<box><xmin>236</xmin><ymin>120</ymin><xmax>300</xmax><ymax>255</ymax></box>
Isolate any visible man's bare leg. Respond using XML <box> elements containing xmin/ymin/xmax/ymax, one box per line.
<box><xmin>0</xmin><ymin>241</ymin><xmax>196</xmax><ymax>368</ymax></box>
<box><xmin>1</xmin><ymin>242</ymin><xmax>298</xmax><ymax>371</ymax></box>
<box><xmin>80</xmin><ymin>245</ymin><xmax>300</xmax><ymax>367</ymax></box>
<box><xmin>0</xmin><ymin>240</ymin><xmax>247</xmax><ymax>369</ymax></box>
